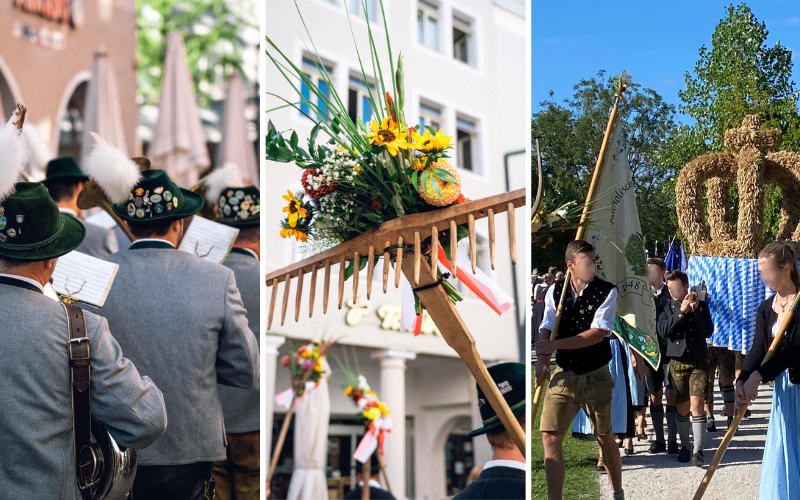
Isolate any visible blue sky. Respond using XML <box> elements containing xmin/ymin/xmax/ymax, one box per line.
<box><xmin>532</xmin><ymin>0</ymin><xmax>800</xmax><ymax>121</ymax></box>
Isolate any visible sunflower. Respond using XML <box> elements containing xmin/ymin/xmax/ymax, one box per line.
<box><xmin>282</xmin><ymin>190</ymin><xmax>309</xmax><ymax>227</ymax></box>
<box><xmin>280</xmin><ymin>227</ymin><xmax>309</xmax><ymax>242</ymax></box>
<box><xmin>366</xmin><ymin>117</ymin><xmax>409</xmax><ymax>156</ymax></box>
<box><xmin>410</xmin><ymin>129</ymin><xmax>454</xmax><ymax>152</ymax></box>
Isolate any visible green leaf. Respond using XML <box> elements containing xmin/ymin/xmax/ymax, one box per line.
<box><xmin>290</xmin><ymin>131</ymin><xmax>298</xmax><ymax>150</ymax></box>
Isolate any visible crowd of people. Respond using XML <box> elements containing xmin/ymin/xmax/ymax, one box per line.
<box><xmin>533</xmin><ymin>239</ymin><xmax>800</xmax><ymax>500</ymax></box>
<box><xmin>0</xmin><ymin>109</ymin><xmax>261</xmax><ymax>500</ymax></box>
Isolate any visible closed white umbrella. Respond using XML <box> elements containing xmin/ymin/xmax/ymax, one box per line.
<box><xmin>217</xmin><ymin>71</ymin><xmax>259</xmax><ymax>187</ymax></box>
<box><xmin>81</xmin><ymin>48</ymin><xmax>128</xmax><ymax>162</ymax></box>
<box><xmin>149</xmin><ymin>32</ymin><xmax>210</xmax><ymax>187</ymax></box>
<box><xmin>286</xmin><ymin>371</ymin><xmax>331</xmax><ymax>500</ymax></box>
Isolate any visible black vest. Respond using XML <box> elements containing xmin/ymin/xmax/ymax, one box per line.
<box><xmin>552</xmin><ymin>278</ymin><xmax>616</xmax><ymax>374</ymax></box>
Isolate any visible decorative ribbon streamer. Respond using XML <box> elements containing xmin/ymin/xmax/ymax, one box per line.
<box><xmin>353</xmin><ymin>416</ymin><xmax>392</xmax><ymax>463</ymax></box>
<box><xmin>274</xmin><ymin>381</ymin><xmax>318</xmax><ymax>410</ymax></box>
<box><xmin>436</xmin><ymin>243</ymin><xmax>514</xmax><ymax>315</ymax></box>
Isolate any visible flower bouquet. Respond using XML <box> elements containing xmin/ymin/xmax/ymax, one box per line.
<box><xmin>265</xmin><ymin>0</ymin><xmax>469</xmax><ymax>308</ymax></box>
<box><xmin>532</xmin><ymin>201</ymin><xmax>585</xmax><ymax>249</ymax></box>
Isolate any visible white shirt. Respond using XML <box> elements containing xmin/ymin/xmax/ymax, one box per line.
<box><xmin>235</xmin><ymin>247</ymin><xmax>259</xmax><ymax>259</ymax></box>
<box><xmin>483</xmin><ymin>459</ymin><xmax>526</xmax><ymax>471</ymax></box>
<box><xmin>538</xmin><ymin>280</ymin><xmax>617</xmax><ymax>336</ymax></box>
<box><xmin>357</xmin><ymin>479</ymin><xmax>382</xmax><ymax>489</ymax></box>
<box><xmin>131</xmin><ymin>238</ymin><xmax>176</xmax><ymax>248</ymax></box>
<box><xmin>58</xmin><ymin>207</ymin><xmax>78</xmax><ymax>218</ymax></box>
<box><xmin>0</xmin><ymin>273</ymin><xmax>45</xmax><ymax>293</ymax></box>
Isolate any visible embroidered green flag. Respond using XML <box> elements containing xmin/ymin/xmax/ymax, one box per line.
<box><xmin>585</xmin><ymin>94</ymin><xmax>661</xmax><ymax>370</ymax></box>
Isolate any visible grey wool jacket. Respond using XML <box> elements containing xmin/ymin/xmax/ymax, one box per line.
<box><xmin>83</xmin><ymin>240</ymin><xmax>260</xmax><ymax>465</ymax></box>
<box><xmin>58</xmin><ymin>209</ymin><xmax>119</xmax><ymax>258</ymax></box>
<box><xmin>0</xmin><ymin>277</ymin><xmax>167</xmax><ymax>499</ymax></box>
<box><xmin>218</xmin><ymin>248</ymin><xmax>261</xmax><ymax>434</ymax></box>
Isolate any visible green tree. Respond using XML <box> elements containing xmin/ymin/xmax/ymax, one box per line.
<box><xmin>663</xmin><ymin>3</ymin><xmax>800</xmax><ymax>243</ymax></box>
<box><xmin>136</xmin><ymin>0</ymin><xmax>250</xmax><ymax>107</ymax></box>
<box><xmin>532</xmin><ymin>71</ymin><xmax>678</xmax><ymax>268</ymax></box>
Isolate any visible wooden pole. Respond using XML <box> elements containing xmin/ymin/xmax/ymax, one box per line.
<box><xmin>376</xmin><ymin>452</ymin><xmax>392</xmax><ymax>495</ymax></box>
<box><xmin>399</xmin><ymin>253</ymin><xmax>526</xmax><ymax>455</ymax></box>
<box><xmin>361</xmin><ymin>456</ymin><xmax>371</xmax><ymax>500</ymax></box>
<box><xmin>266</xmin><ymin>402</ymin><xmax>295</xmax><ymax>484</ymax></box>
<box><xmin>693</xmin><ymin>291</ymin><xmax>800</xmax><ymax>499</ymax></box>
<box><xmin>531</xmin><ymin>95</ymin><xmax>621</xmax><ymax>424</ymax></box>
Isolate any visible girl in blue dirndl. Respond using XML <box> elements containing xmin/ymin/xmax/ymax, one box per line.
<box><xmin>737</xmin><ymin>242</ymin><xmax>800</xmax><ymax>499</ymax></box>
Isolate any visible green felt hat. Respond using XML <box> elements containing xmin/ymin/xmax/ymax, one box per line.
<box><xmin>43</xmin><ymin>157</ymin><xmax>89</xmax><ymax>186</ymax></box>
<box><xmin>0</xmin><ymin>183</ymin><xmax>85</xmax><ymax>261</ymax></box>
<box><xmin>466</xmin><ymin>362</ymin><xmax>526</xmax><ymax>437</ymax></box>
<box><xmin>112</xmin><ymin>169</ymin><xmax>203</xmax><ymax>225</ymax></box>
<box><xmin>216</xmin><ymin>185</ymin><xmax>259</xmax><ymax>228</ymax></box>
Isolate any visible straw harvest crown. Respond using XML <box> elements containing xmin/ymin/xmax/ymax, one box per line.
<box><xmin>676</xmin><ymin>115</ymin><xmax>800</xmax><ymax>258</ymax></box>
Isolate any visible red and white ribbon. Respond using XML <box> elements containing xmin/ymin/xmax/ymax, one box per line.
<box><xmin>353</xmin><ymin>416</ymin><xmax>392</xmax><ymax>463</ymax></box>
<box><xmin>273</xmin><ymin>381</ymin><xmax>318</xmax><ymax>410</ymax></box>
<box><xmin>436</xmin><ymin>243</ymin><xmax>514</xmax><ymax>315</ymax></box>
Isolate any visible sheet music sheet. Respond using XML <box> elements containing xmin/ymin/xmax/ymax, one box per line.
<box><xmin>51</xmin><ymin>251</ymin><xmax>119</xmax><ymax>307</ymax></box>
<box><xmin>84</xmin><ymin>210</ymin><xmax>118</xmax><ymax>229</ymax></box>
<box><xmin>178</xmin><ymin>217</ymin><xmax>239</xmax><ymax>264</ymax></box>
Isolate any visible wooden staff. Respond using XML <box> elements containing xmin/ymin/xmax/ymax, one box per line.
<box><xmin>531</xmin><ymin>95</ymin><xmax>621</xmax><ymax>423</ymax></box>
<box><xmin>693</xmin><ymin>291</ymin><xmax>800</xmax><ymax>499</ymax></box>
<box><xmin>361</xmin><ymin>456</ymin><xmax>371</xmax><ymax>500</ymax></box>
<box><xmin>376</xmin><ymin>452</ymin><xmax>392</xmax><ymax>495</ymax></box>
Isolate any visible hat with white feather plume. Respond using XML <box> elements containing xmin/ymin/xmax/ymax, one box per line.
<box><xmin>0</xmin><ymin>104</ymin><xmax>86</xmax><ymax>261</ymax></box>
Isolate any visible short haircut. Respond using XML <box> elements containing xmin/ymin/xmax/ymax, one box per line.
<box><xmin>647</xmin><ymin>257</ymin><xmax>666</xmax><ymax>271</ymax></box>
<box><xmin>46</xmin><ymin>182</ymin><xmax>80</xmax><ymax>203</ymax></box>
<box><xmin>665</xmin><ymin>270</ymin><xmax>689</xmax><ymax>286</ymax></box>
<box><xmin>485</xmin><ymin>415</ymin><xmax>525</xmax><ymax>450</ymax></box>
<box><xmin>0</xmin><ymin>258</ymin><xmax>30</xmax><ymax>273</ymax></box>
<box><xmin>128</xmin><ymin>219</ymin><xmax>174</xmax><ymax>239</ymax></box>
<box><xmin>235</xmin><ymin>226</ymin><xmax>260</xmax><ymax>245</ymax></box>
<box><xmin>564</xmin><ymin>239</ymin><xmax>594</xmax><ymax>263</ymax></box>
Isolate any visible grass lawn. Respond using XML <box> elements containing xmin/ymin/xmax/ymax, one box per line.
<box><xmin>531</xmin><ymin>367</ymin><xmax>602</xmax><ymax>500</ymax></box>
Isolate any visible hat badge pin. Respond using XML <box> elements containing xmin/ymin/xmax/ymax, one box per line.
<box><xmin>16</xmin><ymin>215</ymin><xmax>23</xmax><ymax>223</ymax></box>
<box><xmin>498</xmin><ymin>381</ymin><xmax>512</xmax><ymax>395</ymax></box>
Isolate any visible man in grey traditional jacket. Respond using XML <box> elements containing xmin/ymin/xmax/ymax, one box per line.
<box><xmin>43</xmin><ymin>156</ymin><xmax>119</xmax><ymax>258</ymax></box>
<box><xmin>83</xmin><ymin>168</ymin><xmax>259</xmax><ymax>500</ymax></box>
<box><xmin>211</xmin><ymin>184</ymin><xmax>261</xmax><ymax>500</ymax></box>
<box><xmin>0</xmin><ymin>182</ymin><xmax>167</xmax><ymax>499</ymax></box>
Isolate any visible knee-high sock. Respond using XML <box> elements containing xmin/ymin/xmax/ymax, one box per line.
<box><xmin>692</xmin><ymin>415</ymin><xmax>707</xmax><ymax>454</ymax></box>
<box><xmin>676</xmin><ymin>412</ymin><xmax>691</xmax><ymax>450</ymax></box>
<box><xmin>666</xmin><ymin>405</ymin><xmax>678</xmax><ymax>444</ymax></box>
<box><xmin>650</xmin><ymin>404</ymin><xmax>665</xmax><ymax>442</ymax></box>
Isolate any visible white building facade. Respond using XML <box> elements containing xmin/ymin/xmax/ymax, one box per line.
<box><xmin>263</xmin><ymin>1</ymin><xmax>526</xmax><ymax>498</ymax></box>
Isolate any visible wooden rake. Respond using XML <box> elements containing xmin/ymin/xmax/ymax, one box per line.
<box><xmin>265</xmin><ymin>188</ymin><xmax>526</xmax><ymax>455</ymax></box>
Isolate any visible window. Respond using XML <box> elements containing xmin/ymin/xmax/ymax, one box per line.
<box><xmin>419</xmin><ymin>101</ymin><xmax>443</xmax><ymax>131</ymax></box>
<box><xmin>347</xmin><ymin>74</ymin><xmax>376</xmax><ymax>125</ymax></box>
<box><xmin>348</xmin><ymin>0</ymin><xmax>377</xmax><ymax>20</ymax></box>
<box><xmin>456</xmin><ymin>115</ymin><xmax>478</xmax><ymax>172</ymax></box>
<box><xmin>417</xmin><ymin>1</ymin><xmax>439</xmax><ymax>51</ymax></box>
<box><xmin>452</xmin><ymin>13</ymin><xmax>473</xmax><ymax>65</ymax></box>
<box><xmin>299</xmin><ymin>56</ymin><xmax>334</xmax><ymax>121</ymax></box>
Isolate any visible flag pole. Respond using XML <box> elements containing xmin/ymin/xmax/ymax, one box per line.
<box><xmin>693</xmin><ymin>290</ymin><xmax>800</xmax><ymax>499</ymax></box>
<box><xmin>531</xmin><ymin>92</ymin><xmax>622</xmax><ymax>424</ymax></box>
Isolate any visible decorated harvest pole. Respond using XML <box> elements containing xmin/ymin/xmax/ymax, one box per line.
<box><xmin>694</xmin><ymin>291</ymin><xmax>800</xmax><ymax>499</ymax></box>
<box><xmin>266</xmin><ymin>190</ymin><xmax>526</xmax><ymax>454</ymax></box>
<box><xmin>267</xmin><ymin>339</ymin><xmax>334</xmax><ymax>484</ymax></box>
<box><xmin>530</xmin><ymin>77</ymin><xmax>624</xmax><ymax>423</ymax></box>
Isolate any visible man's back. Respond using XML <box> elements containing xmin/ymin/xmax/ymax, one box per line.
<box><xmin>453</xmin><ymin>465</ymin><xmax>525</xmax><ymax>500</ymax></box>
<box><xmin>76</xmin><ymin>219</ymin><xmax>118</xmax><ymax>258</ymax></box>
<box><xmin>219</xmin><ymin>249</ymin><xmax>261</xmax><ymax>433</ymax></box>
<box><xmin>87</xmin><ymin>245</ymin><xmax>259</xmax><ymax>465</ymax></box>
<box><xmin>0</xmin><ymin>280</ymin><xmax>166</xmax><ymax>498</ymax></box>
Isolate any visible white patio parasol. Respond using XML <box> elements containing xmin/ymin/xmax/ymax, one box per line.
<box><xmin>81</xmin><ymin>48</ymin><xmax>128</xmax><ymax>162</ymax></box>
<box><xmin>149</xmin><ymin>32</ymin><xmax>210</xmax><ymax>187</ymax></box>
<box><xmin>217</xmin><ymin>71</ymin><xmax>259</xmax><ymax>187</ymax></box>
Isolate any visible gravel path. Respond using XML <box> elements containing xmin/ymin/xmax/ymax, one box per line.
<box><xmin>598</xmin><ymin>382</ymin><xmax>772</xmax><ymax>500</ymax></box>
